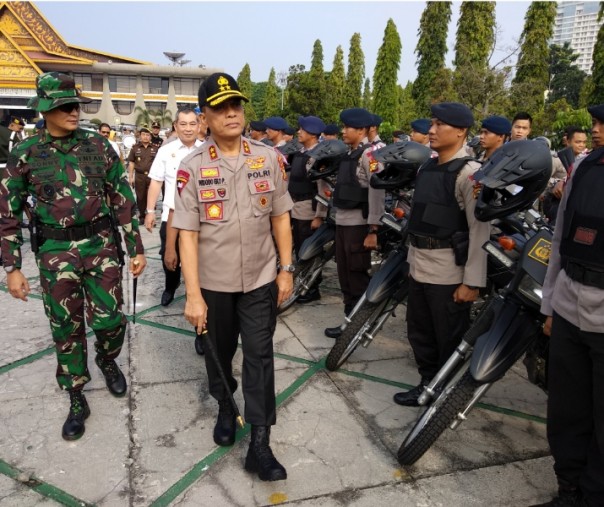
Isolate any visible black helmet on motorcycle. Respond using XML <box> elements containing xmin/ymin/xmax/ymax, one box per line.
<box><xmin>474</xmin><ymin>139</ymin><xmax>552</xmax><ymax>221</ymax></box>
<box><xmin>307</xmin><ymin>139</ymin><xmax>348</xmax><ymax>181</ymax></box>
<box><xmin>276</xmin><ymin>139</ymin><xmax>303</xmax><ymax>157</ymax></box>
<box><xmin>369</xmin><ymin>141</ymin><xmax>432</xmax><ymax>190</ymax></box>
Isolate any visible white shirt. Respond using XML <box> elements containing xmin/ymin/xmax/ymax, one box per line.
<box><xmin>148</xmin><ymin>138</ymin><xmax>203</xmax><ymax>221</ymax></box>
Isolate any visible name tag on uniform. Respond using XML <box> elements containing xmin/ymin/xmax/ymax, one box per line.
<box><xmin>574</xmin><ymin>227</ymin><xmax>597</xmax><ymax>245</ymax></box>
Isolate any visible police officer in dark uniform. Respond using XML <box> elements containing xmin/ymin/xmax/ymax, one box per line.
<box><xmin>127</xmin><ymin>125</ymin><xmax>158</xmax><ymax>221</ymax></box>
<box><xmin>324</xmin><ymin>107</ymin><xmax>385</xmax><ymax>338</ymax></box>
<box><xmin>322</xmin><ymin>124</ymin><xmax>340</xmax><ymax>140</ymax></box>
<box><xmin>150</xmin><ymin>120</ymin><xmax>164</xmax><ymax>148</ymax></box>
<box><xmin>537</xmin><ymin>104</ymin><xmax>604</xmax><ymax>507</ymax></box>
<box><xmin>393</xmin><ymin>102</ymin><xmax>489</xmax><ymax>406</ymax></box>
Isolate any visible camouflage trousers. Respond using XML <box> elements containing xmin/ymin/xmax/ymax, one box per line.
<box><xmin>36</xmin><ymin>230</ymin><xmax>126</xmax><ymax>391</ymax></box>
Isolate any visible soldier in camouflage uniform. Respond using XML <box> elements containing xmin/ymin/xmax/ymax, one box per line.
<box><xmin>0</xmin><ymin>72</ymin><xmax>146</xmax><ymax>441</ymax></box>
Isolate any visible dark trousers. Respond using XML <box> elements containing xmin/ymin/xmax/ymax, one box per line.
<box><xmin>406</xmin><ymin>276</ymin><xmax>471</xmax><ymax>380</ymax></box>
<box><xmin>335</xmin><ymin>224</ymin><xmax>371</xmax><ymax>311</ymax></box>
<box><xmin>201</xmin><ymin>282</ymin><xmax>278</xmax><ymax>426</ymax></box>
<box><xmin>547</xmin><ymin>312</ymin><xmax>604</xmax><ymax>505</ymax></box>
<box><xmin>159</xmin><ymin>221</ymin><xmax>181</xmax><ymax>293</ymax></box>
<box><xmin>134</xmin><ymin>172</ymin><xmax>150</xmax><ymax>220</ymax></box>
<box><xmin>292</xmin><ymin>217</ymin><xmax>313</xmax><ymax>261</ymax></box>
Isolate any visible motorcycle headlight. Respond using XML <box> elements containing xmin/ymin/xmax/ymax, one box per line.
<box><xmin>483</xmin><ymin>242</ymin><xmax>514</xmax><ymax>268</ymax></box>
<box><xmin>518</xmin><ymin>273</ymin><xmax>543</xmax><ymax>305</ymax></box>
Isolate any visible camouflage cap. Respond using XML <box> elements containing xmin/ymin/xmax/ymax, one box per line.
<box><xmin>27</xmin><ymin>72</ymin><xmax>92</xmax><ymax>113</ymax></box>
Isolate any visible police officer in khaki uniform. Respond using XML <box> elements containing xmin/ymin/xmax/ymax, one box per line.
<box><xmin>393</xmin><ymin>102</ymin><xmax>490</xmax><ymax>406</ymax></box>
<box><xmin>127</xmin><ymin>125</ymin><xmax>158</xmax><ymax>220</ymax></box>
<box><xmin>324</xmin><ymin>108</ymin><xmax>385</xmax><ymax>338</ymax></box>
<box><xmin>173</xmin><ymin>73</ymin><xmax>293</xmax><ymax>482</ymax></box>
<box><xmin>478</xmin><ymin>115</ymin><xmax>511</xmax><ymax>161</ymax></box>
<box><xmin>264</xmin><ymin>116</ymin><xmax>288</xmax><ymax>148</ymax></box>
<box><xmin>536</xmin><ymin>104</ymin><xmax>604</xmax><ymax>507</ymax></box>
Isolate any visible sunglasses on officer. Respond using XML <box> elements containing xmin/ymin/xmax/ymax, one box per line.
<box><xmin>56</xmin><ymin>103</ymin><xmax>81</xmax><ymax>113</ymax></box>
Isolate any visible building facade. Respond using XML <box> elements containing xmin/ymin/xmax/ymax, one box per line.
<box><xmin>552</xmin><ymin>1</ymin><xmax>604</xmax><ymax>75</ymax></box>
<box><xmin>0</xmin><ymin>1</ymin><xmax>219</xmax><ymax>127</ymax></box>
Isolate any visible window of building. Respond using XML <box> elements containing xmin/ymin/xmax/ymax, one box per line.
<box><xmin>173</xmin><ymin>78</ymin><xmax>200</xmax><ymax>95</ymax></box>
<box><xmin>176</xmin><ymin>102</ymin><xmax>197</xmax><ymax>111</ymax></box>
<box><xmin>73</xmin><ymin>73</ymin><xmax>103</xmax><ymax>92</ymax></box>
<box><xmin>108</xmin><ymin>75</ymin><xmax>137</xmax><ymax>93</ymax></box>
<box><xmin>81</xmin><ymin>100</ymin><xmax>101</xmax><ymax>114</ymax></box>
<box><xmin>145</xmin><ymin>101</ymin><xmax>167</xmax><ymax>114</ymax></box>
<box><xmin>112</xmin><ymin>100</ymin><xmax>134</xmax><ymax>115</ymax></box>
<box><xmin>143</xmin><ymin>77</ymin><xmax>169</xmax><ymax>94</ymax></box>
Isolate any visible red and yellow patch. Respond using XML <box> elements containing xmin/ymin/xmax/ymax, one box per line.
<box><xmin>205</xmin><ymin>202</ymin><xmax>223</xmax><ymax>220</ymax></box>
<box><xmin>275</xmin><ymin>151</ymin><xmax>287</xmax><ymax>181</ymax></box>
<box><xmin>208</xmin><ymin>145</ymin><xmax>219</xmax><ymax>161</ymax></box>
<box><xmin>176</xmin><ymin>169</ymin><xmax>190</xmax><ymax>196</ymax></box>
<box><xmin>472</xmin><ymin>182</ymin><xmax>483</xmax><ymax>199</ymax></box>
<box><xmin>259</xmin><ymin>196</ymin><xmax>269</xmax><ymax>208</ymax></box>
<box><xmin>242</xmin><ymin>140</ymin><xmax>251</xmax><ymax>154</ymax></box>
<box><xmin>254</xmin><ymin>180</ymin><xmax>270</xmax><ymax>192</ymax></box>
<box><xmin>245</xmin><ymin>157</ymin><xmax>266</xmax><ymax>170</ymax></box>
<box><xmin>200</xmin><ymin>189</ymin><xmax>217</xmax><ymax>201</ymax></box>
<box><xmin>201</xmin><ymin>167</ymin><xmax>220</xmax><ymax>178</ymax></box>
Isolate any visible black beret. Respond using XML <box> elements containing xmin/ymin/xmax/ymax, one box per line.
<box><xmin>298</xmin><ymin>115</ymin><xmax>326</xmax><ymax>136</ymax></box>
<box><xmin>410</xmin><ymin>119</ymin><xmax>430</xmax><ymax>135</ymax></box>
<box><xmin>340</xmin><ymin>107</ymin><xmax>373</xmax><ymax>128</ymax></box>
<box><xmin>481</xmin><ymin>115</ymin><xmax>511</xmax><ymax>135</ymax></box>
<box><xmin>264</xmin><ymin>116</ymin><xmax>289</xmax><ymax>131</ymax></box>
<box><xmin>283</xmin><ymin>126</ymin><xmax>296</xmax><ymax>136</ymax></box>
<box><xmin>370</xmin><ymin>113</ymin><xmax>383</xmax><ymax>126</ymax></box>
<box><xmin>431</xmin><ymin>102</ymin><xmax>474</xmax><ymax>128</ymax></box>
<box><xmin>323</xmin><ymin>124</ymin><xmax>340</xmax><ymax>136</ymax></box>
<box><xmin>588</xmin><ymin>104</ymin><xmax>604</xmax><ymax>123</ymax></box>
<box><xmin>250</xmin><ymin>120</ymin><xmax>267</xmax><ymax>132</ymax></box>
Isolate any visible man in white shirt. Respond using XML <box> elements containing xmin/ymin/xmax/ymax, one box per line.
<box><xmin>144</xmin><ymin>107</ymin><xmax>202</xmax><ymax>309</ymax></box>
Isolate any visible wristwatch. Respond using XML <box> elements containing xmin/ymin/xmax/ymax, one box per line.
<box><xmin>280</xmin><ymin>264</ymin><xmax>296</xmax><ymax>273</ymax></box>
<box><xmin>145</xmin><ymin>209</ymin><xmax>155</xmax><ymax>215</ymax></box>
<box><xmin>368</xmin><ymin>225</ymin><xmax>379</xmax><ymax>234</ymax></box>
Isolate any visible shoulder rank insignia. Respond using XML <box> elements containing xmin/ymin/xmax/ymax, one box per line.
<box><xmin>176</xmin><ymin>169</ymin><xmax>190</xmax><ymax>196</ymax></box>
<box><xmin>242</xmin><ymin>140</ymin><xmax>251</xmax><ymax>155</ymax></box>
<box><xmin>208</xmin><ymin>145</ymin><xmax>219</xmax><ymax>161</ymax></box>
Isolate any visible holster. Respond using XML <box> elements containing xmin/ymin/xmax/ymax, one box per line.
<box><xmin>451</xmin><ymin>231</ymin><xmax>469</xmax><ymax>266</ymax></box>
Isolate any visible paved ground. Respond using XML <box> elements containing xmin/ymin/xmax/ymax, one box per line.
<box><xmin>0</xmin><ymin>224</ymin><xmax>557</xmax><ymax>506</ymax></box>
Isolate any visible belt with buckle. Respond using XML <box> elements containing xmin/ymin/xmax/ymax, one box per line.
<box><xmin>40</xmin><ymin>215</ymin><xmax>112</xmax><ymax>242</ymax></box>
<box><xmin>562</xmin><ymin>259</ymin><xmax>604</xmax><ymax>290</ymax></box>
<box><xmin>409</xmin><ymin>234</ymin><xmax>453</xmax><ymax>249</ymax></box>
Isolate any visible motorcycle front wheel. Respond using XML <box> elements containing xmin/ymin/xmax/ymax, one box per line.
<box><xmin>277</xmin><ymin>257</ymin><xmax>318</xmax><ymax>314</ymax></box>
<box><xmin>397</xmin><ymin>368</ymin><xmax>480</xmax><ymax>466</ymax></box>
<box><xmin>325</xmin><ymin>301</ymin><xmax>381</xmax><ymax>371</ymax></box>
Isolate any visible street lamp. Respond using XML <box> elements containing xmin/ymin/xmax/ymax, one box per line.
<box><xmin>277</xmin><ymin>70</ymin><xmax>287</xmax><ymax>111</ymax></box>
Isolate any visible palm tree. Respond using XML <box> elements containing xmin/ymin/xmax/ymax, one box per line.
<box><xmin>133</xmin><ymin>106</ymin><xmax>173</xmax><ymax>127</ymax></box>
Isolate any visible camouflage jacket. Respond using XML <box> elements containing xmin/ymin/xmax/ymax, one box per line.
<box><xmin>0</xmin><ymin>128</ymin><xmax>144</xmax><ymax>268</ymax></box>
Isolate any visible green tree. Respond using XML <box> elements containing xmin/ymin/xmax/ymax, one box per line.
<box><xmin>346</xmin><ymin>33</ymin><xmax>365</xmax><ymax>108</ymax></box>
<box><xmin>510</xmin><ymin>1</ymin><xmax>557</xmax><ymax>114</ymax></box>
<box><xmin>362</xmin><ymin>78</ymin><xmax>372</xmax><ymax>110</ymax></box>
<box><xmin>237</xmin><ymin>63</ymin><xmax>256</xmax><ymax>121</ymax></box>
<box><xmin>413</xmin><ymin>2</ymin><xmax>452</xmax><ymax>116</ymax></box>
<box><xmin>326</xmin><ymin>45</ymin><xmax>347</xmax><ymax>123</ymax></box>
<box><xmin>283</xmin><ymin>64</ymin><xmax>310</xmax><ymax>124</ymax></box>
<box><xmin>373</xmin><ymin>18</ymin><xmax>402</xmax><ymax>125</ymax></box>
<box><xmin>251</xmin><ymin>81</ymin><xmax>267</xmax><ymax>118</ymax></box>
<box><xmin>398</xmin><ymin>82</ymin><xmax>417</xmax><ymax>130</ymax></box>
<box><xmin>133</xmin><ymin>106</ymin><xmax>173</xmax><ymax>128</ymax></box>
<box><xmin>263</xmin><ymin>68</ymin><xmax>280</xmax><ymax>118</ymax></box>
<box><xmin>589</xmin><ymin>3</ymin><xmax>604</xmax><ymax>104</ymax></box>
<box><xmin>547</xmin><ymin>43</ymin><xmax>586</xmax><ymax>108</ymax></box>
<box><xmin>453</xmin><ymin>2</ymin><xmax>495</xmax><ymax>69</ymax></box>
<box><xmin>307</xmin><ymin>39</ymin><xmax>328</xmax><ymax>118</ymax></box>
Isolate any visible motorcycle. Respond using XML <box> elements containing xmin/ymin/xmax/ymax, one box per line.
<box><xmin>324</xmin><ymin>141</ymin><xmax>433</xmax><ymax>371</ymax></box>
<box><xmin>397</xmin><ymin>139</ymin><xmax>553</xmax><ymax>466</ymax></box>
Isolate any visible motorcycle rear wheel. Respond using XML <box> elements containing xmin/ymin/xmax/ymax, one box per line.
<box><xmin>325</xmin><ymin>301</ymin><xmax>380</xmax><ymax>371</ymax></box>
<box><xmin>397</xmin><ymin>368</ymin><xmax>480</xmax><ymax>466</ymax></box>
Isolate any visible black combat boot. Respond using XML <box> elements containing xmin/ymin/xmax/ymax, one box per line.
<box><xmin>244</xmin><ymin>425</ymin><xmax>287</xmax><ymax>481</ymax></box>
<box><xmin>213</xmin><ymin>400</ymin><xmax>236</xmax><ymax>446</ymax></box>
<box><xmin>393</xmin><ymin>378</ymin><xmax>431</xmax><ymax>407</ymax></box>
<box><xmin>62</xmin><ymin>390</ymin><xmax>90</xmax><ymax>441</ymax></box>
<box><xmin>95</xmin><ymin>356</ymin><xmax>127</xmax><ymax>397</ymax></box>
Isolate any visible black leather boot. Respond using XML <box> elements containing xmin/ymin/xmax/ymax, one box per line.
<box><xmin>324</xmin><ymin>325</ymin><xmax>342</xmax><ymax>339</ymax></box>
<box><xmin>62</xmin><ymin>390</ymin><xmax>90</xmax><ymax>441</ymax></box>
<box><xmin>194</xmin><ymin>334</ymin><xmax>205</xmax><ymax>355</ymax></box>
<box><xmin>95</xmin><ymin>356</ymin><xmax>127</xmax><ymax>397</ymax></box>
<box><xmin>393</xmin><ymin>378</ymin><xmax>431</xmax><ymax>407</ymax></box>
<box><xmin>213</xmin><ymin>400</ymin><xmax>236</xmax><ymax>446</ymax></box>
<box><xmin>245</xmin><ymin>426</ymin><xmax>287</xmax><ymax>481</ymax></box>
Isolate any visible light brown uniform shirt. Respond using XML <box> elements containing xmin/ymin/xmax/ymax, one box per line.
<box><xmin>408</xmin><ymin>147</ymin><xmax>490</xmax><ymax>287</ymax></box>
<box><xmin>172</xmin><ymin>136</ymin><xmax>293</xmax><ymax>293</ymax></box>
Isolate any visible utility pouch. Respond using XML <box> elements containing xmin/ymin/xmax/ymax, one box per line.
<box><xmin>451</xmin><ymin>230</ymin><xmax>470</xmax><ymax>266</ymax></box>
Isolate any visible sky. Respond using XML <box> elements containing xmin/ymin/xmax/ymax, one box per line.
<box><xmin>36</xmin><ymin>1</ymin><xmax>532</xmax><ymax>85</ymax></box>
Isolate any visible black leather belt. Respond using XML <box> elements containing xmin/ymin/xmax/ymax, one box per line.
<box><xmin>409</xmin><ymin>234</ymin><xmax>452</xmax><ymax>249</ymax></box>
<box><xmin>40</xmin><ymin>216</ymin><xmax>112</xmax><ymax>242</ymax></box>
<box><xmin>562</xmin><ymin>259</ymin><xmax>604</xmax><ymax>290</ymax></box>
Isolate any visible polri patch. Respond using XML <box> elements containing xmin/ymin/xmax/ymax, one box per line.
<box><xmin>573</xmin><ymin>227</ymin><xmax>597</xmax><ymax>246</ymax></box>
<box><xmin>205</xmin><ymin>202</ymin><xmax>223</xmax><ymax>220</ymax></box>
<box><xmin>176</xmin><ymin>169</ymin><xmax>190</xmax><ymax>196</ymax></box>
<box><xmin>528</xmin><ymin>237</ymin><xmax>552</xmax><ymax>266</ymax></box>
